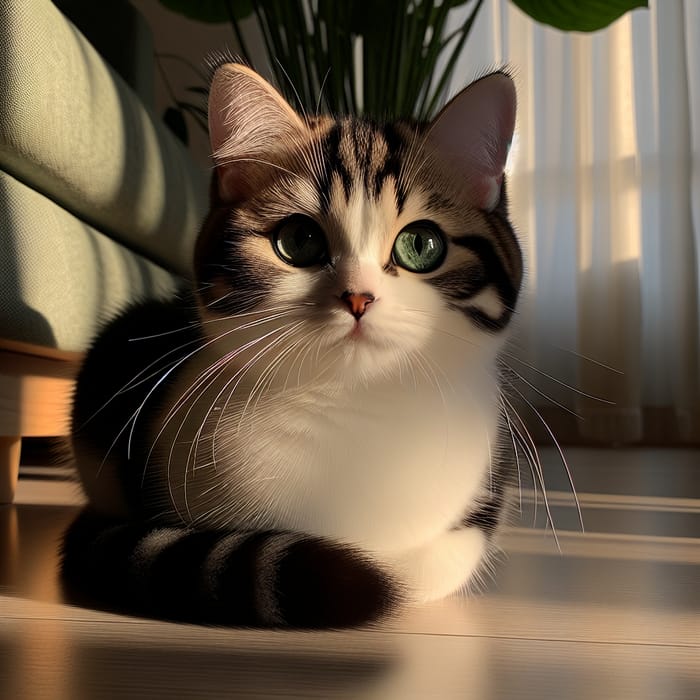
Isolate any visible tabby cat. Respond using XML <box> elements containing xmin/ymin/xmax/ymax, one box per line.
<box><xmin>62</xmin><ymin>61</ymin><xmax>523</xmax><ymax>628</ymax></box>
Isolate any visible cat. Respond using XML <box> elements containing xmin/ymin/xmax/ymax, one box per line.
<box><xmin>61</xmin><ymin>61</ymin><xmax>523</xmax><ymax>629</ymax></box>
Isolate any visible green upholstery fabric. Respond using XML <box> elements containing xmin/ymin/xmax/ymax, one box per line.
<box><xmin>0</xmin><ymin>171</ymin><xmax>179</xmax><ymax>353</ymax></box>
<box><xmin>0</xmin><ymin>0</ymin><xmax>208</xmax><ymax>278</ymax></box>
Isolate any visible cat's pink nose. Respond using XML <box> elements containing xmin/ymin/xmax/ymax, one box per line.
<box><xmin>341</xmin><ymin>291</ymin><xmax>375</xmax><ymax>320</ymax></box>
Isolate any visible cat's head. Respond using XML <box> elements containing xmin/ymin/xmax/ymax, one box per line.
<box><xmin>194</xmin><ymin>63</ymin><xmax>522</xmax><ymax>387</ymax></box>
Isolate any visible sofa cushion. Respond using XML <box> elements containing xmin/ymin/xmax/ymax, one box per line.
<box><xmin>0</xmin><ymin>171</ymin><xmax>179</xmax><ymax>353</ymax></box>
<box><xmin>0</xmin><ymin>0</ymin><xmax>208</xmax><ymax>279</ymax></box>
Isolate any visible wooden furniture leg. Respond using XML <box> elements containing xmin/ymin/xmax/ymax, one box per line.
<box><xmin>0</xmin><ymin>341</ymin><xmax>81</xmax><ymax>503</ymax></box>
<box><xmin>0</xmin><ymin>436</ymin><xmax>21</xmax><ymax>504</ymax></box>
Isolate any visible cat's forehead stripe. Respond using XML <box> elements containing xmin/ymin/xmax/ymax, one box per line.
<box><xmin>318</xmin><ymin>123</ymin><xmax>353</xmax><ymax>209</ymax></box>
<box><xmin>316</xmin><ymin>119</ymin><xmax>408</xmax><ymax>214</ymax></box>
<box><xmin>373</xmin><ymin>124</ymin><xmax>406</xmax><ymax>209</ymax></box>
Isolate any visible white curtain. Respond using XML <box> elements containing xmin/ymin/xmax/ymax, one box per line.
<box><xmin>445</xmin><ymin>0</ymin><xmax>700</xmax><ymax>443</ymax></box>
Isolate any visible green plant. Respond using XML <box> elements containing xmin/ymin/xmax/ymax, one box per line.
<box><xmin>159</xmin><ymin>0</ymin><xmax>646</xmax><ymax>124</ymax></box>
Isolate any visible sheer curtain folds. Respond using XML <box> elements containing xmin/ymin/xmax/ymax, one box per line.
<box><xmin>445</xmin><ymin>0</ymin><xmax>699</xmax><ymax>443</ymax></box>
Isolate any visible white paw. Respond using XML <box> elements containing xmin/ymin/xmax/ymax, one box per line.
<box><xmin>388</xmin><ymin>528</ymin><xmax>487</xmax><ymax>603</ymax></box>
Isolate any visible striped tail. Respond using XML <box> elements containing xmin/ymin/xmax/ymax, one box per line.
<box><xmin>60</xmin><ymin>510</ymin><xmax>400</xmax><ymax>629</ymax></box>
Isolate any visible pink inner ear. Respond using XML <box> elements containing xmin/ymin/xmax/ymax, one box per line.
<box><xmin>207</xmin><ymin>64</ymin><xmax>308</xmax><ymax>203</ymax></box>
<box><xmin>428</xmin><ymin>73</ymin><xmax>516</xmax><ymax>210</ymax></box>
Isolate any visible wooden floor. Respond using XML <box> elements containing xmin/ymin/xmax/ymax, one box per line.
<box><xmin>0</xmin><ymin>448</ymin><xmax>698</xmax><ymax>699</ymax></box>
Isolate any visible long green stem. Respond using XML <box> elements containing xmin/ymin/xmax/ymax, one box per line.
<box><xmin>274</xmin><ymin>3</ymin><xmax>304</xmax><ymax>109</ymax></box>
<box><xmin>231</xmin><ymin>0</ymin><xmax>482</xmax><ymax>121</ymax></box>
<box><xmin>401</xmin><ymin>1</ymin><xmax>436</xmax><ymax>118</ymax></box>
<box><xmin>254</xmin><ymin>3</ymin><xmax>290</xmax><ymax>99</ymax></box>
<box><xmin>423</xmin><ymin>0</ymin><xmax>484</xmax><ymax>118</ymax></box>
<box><xmin>225</xmin><ymin>0</ymin><xmax>251</xmax><ymax>62</ymax></box>
<box><xmin>415</xmin><ymin>0</ymin><xmax>455</xmax><ymax>118</ymax></box>
<box><xmin>293</xmin><ymin>0</ymin><xmax>318</xmax><ymax>106</ymax></box>
<box><xmin>404</xmin><ymin>0</ymin><xmax>436</xmax><ymax>116</ymax></box>
<box><xmin>156</xmin><ymin>52</ymin><xmax>209</xmax><ymax>83</ymax></box>
<box><xmin>307</xmin><ymin>1</ymin><xmax>332</xmax><ymax>113</ymax></box>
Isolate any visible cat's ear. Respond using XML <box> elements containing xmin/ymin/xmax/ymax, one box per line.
<box><xmin>208</xmin><ymin>63</ymin><xmax>308</xmax><ymax>202</ymax></box>
<box><xmin>426</xmin><ymin>72</ymin><xmax>516</xmax><ymax>211</ymax></box>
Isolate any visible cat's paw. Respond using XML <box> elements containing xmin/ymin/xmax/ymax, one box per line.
<box><xmin>388</xmin><ymin>528</ymin><xmax>487</xmax><ymax>602</ymax></box>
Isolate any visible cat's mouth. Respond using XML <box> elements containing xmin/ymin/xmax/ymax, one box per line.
<box><xmin>347</xmin><ymin>321</ymin><xmax>365</xmax><ymax>340</ymax></box>
<box><xmin>344</xmin><ymin>317</ymin><xmax>385</xmax><ymax>346</ymax></box>
<box><xmin>340</xmin><ymin>322</ymin><xmax>395</xmax><ymax>353</ymax></box>
<box><xmin>322</xmin><ymin>312</ymin><xmax>396</xmax><ymax>354</ymax></box>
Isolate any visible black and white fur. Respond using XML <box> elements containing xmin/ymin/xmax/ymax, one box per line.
<box><xmin>63</xmin><ymin>63</ymin><xmax>523</xmax><ymax>628</ymax></box>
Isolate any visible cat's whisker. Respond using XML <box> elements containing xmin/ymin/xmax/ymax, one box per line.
<box><xmin>144</xmin><ymin>322</ymin><xmax>300</xmax><ymax>504</ymax></box>
<box><xmin>235</xmin><ymin>322</ymin><xmax>309</xmax><ymax>429</ymax></box>
<box><xmin>97</xmin><ymin>341</ymin><xmax>209</xmax><ymax>482</ymax></box>
<box><xmin>203</xmin><ymin>287</ymin><xmax>268</xmax><ymax>310</ymax></box>
<box><xmin>409</xmin><ymin>348</ymin><xmax>455</xmax><ymax>475</ymax></box>
<box><xmin>292</xmin><ymin>333</ymin><xmax>321</xmax><ymax>388</ymax></box>
<box><xmin>198</xmin><ymin>324</ymin><xmax>302</xmax><ymax>459</ymax></box>
<box><xmin>401</xmin><ymin>311</ymin><xmax>481</xmax><ymax>351</ymax></box>
<box><xmin>251</xmin><ymin>328</ymin><xmax>330</xmax><ymax>424</ymax></box>
<box><xmin>395</xmin><ymin>348</ymin><xmax>414</xmax><ymax>390</ymax></box>
<box><xmin>153</xmin><ymin>318</ymin><xmax>295</xmax><ymax>437</ymax></box>
<box><xmin>501</xmin><ymin>350</ymin><xmax>615</xmax><ymax>405</ymax></box>
<box><xmin>263</xmin><ymin>329</ymin><xmax>313</xmax><ymax>398</ymax></box>
<box><xmin>315</xmin><ymin>67</ymin><xmax>332</xmax><ymax>116</ymax></box>
<box><xmin>501</xmin><ymin>394</ymin><xmax>560</xmax><ymax>551</ymax></box>
<box><xmin>199</xmin><ymin>303</ymin><xmax>312</xmax><ymax>323</ymax></box>
<box><xmin>294</xmin><ymin>327</ymin><xmax>325</xmax><ymax>389</ymax></box>
<box><xmin>174</xmin><ymin>324</ymin><xmax>305</xmax><ymax>522</ymax></box>
<box><xmin>412</xmin><ymin>348</ymin><xmax>444</xmax><ymax>400</ymax></box>
<box><xmin>247</xmin><ymin>332</ymin><xmax>309</xmax><ymax>416</ymax></box>
<box><xmin>502</xmin><ymin>364</ymin><xmax>584</xmax><ymax>420</ymax></box>
<box><xmin>84</xmin><ymin>306</ymin><xmax>304</xmax><ymax>432</ymax></box>
<box><xmin>233</xmin><ymin>330</ymin><xmax>309</xmax><ymax>430</ymax></box>
<box><xmin>311</xmin><ymin>327</ymin><xmax>338</xmax><ymax>373</ymax></box>
<box><xmin>208</xmin><ymin>325</ymin><xmax>305</xmax><ymax>451</ymax></box>
<box><xmin>162</xmin><ymin>352</ymin><xmax>263</xmax><ymax>524</ymax></box>
<box><xmin>247</xmin><ymin>340</ymin><xmax>298</xmax><ymax>410</ymax></box>
<box><xmin>204</xmin><ymin>290</ymin><xmax>258</xmax><ymax>309</ymax></box>
<box><xmin>210</xmin><ymin>309</ymin><xmax>304</xmax><ymax>334</ymax></box>
<box><xmin>506</xmin><ymin>382</ymin><xmax>584</xmax><ymax>534</ymax></box>
<box><xmin>274</xmin><ymin>57</ymin><xmax>309</xmax><ymax>121</ymax></box>
<box><xmin>421</xmin><ymin>346</ymin><xmax>456</xmax><ymax>396</ymax></box>
<box><xmin>485</xmin><ymin>421</ymin><xmax>494</xmax><ymax>497</ymax></box>
<box><xmin>508</xmin><ymin>410</ymin><xmax>547</xmax><ymax>528</ymax></box>
<box><xmin>281</xmin><ymin>331</ymin><xmax>319</xmax><ymax>394</ymax></box>
<box><xmin>499</xmin><ymin>395</ymin><xmax>523</xmax><ymax>514</ymax></box>
<box><xmin>128</xmin><ymin>324</ymin><xmax>198</xmax><ymax>342</ymax></box>
<box><xmin>508</xmin><ymin>420</ymin><xmax>540</xmax><ymax>528</ymax></box>
<box><xmin>80</xmin><ymin>336</ymin><xmax>204</xmax><ymax>430</ymax></box>
<box><xmin>116</xmin><ymin>355</ymin><xmax>195</xmax><ymax>398</ymax></box>
<box><xmin>548</xmin><ymin>343</ymin><xmax>624</xmax><ymax>374</ymax></box>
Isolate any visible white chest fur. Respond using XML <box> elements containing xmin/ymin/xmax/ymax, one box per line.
<box><xmin>155</xmin><ymin>356</ymin><xmax>500</xmax><ymax>556</ymax></box>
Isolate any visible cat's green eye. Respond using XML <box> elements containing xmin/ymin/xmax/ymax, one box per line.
<box><xmin>273</xmin><ymin>216</ymin><xmax>329</xmax><ymax>267</ymax></box>
<box><xmin>392</xmin><ymin>222</ymin><xmax>446</xmax><ymax>273</ymax></box>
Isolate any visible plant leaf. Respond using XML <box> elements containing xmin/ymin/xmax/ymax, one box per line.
<box><xmin>176</xmin><ymin>101</ymin><xmax>208</xmax><ymax>120</ymax></box>
<box><xmin>158</xmin><ymin>0</ymin><xmax>254</xmax><ymax>24</ymax></box>
<box><xmin>511</xmin><ymin>0</ymin><xmax>647</xmax><ymax>32</ymax></box>
<box><xmin>163</xmin><ymin>107</ymin><xmax>188</xmax><ymax>145</ymax></box>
